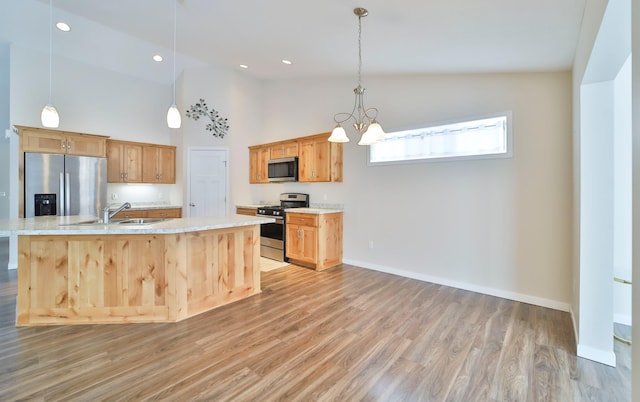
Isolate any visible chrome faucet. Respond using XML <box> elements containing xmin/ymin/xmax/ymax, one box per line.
<box><xmin>102</xmin><ymin>202</ymin><xmax>131</xmax><ymax>223</ymax></box>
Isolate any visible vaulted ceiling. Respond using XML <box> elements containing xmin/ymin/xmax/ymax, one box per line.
<box><xmin>15</xmin><ymin>0</ymin><xmax>586</xmax><ymax>82</ymax></box>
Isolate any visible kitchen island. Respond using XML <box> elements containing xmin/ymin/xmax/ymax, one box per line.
<box><xmin>0</xmin><ymin>214</ymin><xmax>274</xmax><ymax>326</ymax></box>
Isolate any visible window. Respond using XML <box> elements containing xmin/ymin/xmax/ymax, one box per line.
<box><xmin>369</xmin><ymin>113</ymin><xmax>512</xmax><ymax>165</ymax></box>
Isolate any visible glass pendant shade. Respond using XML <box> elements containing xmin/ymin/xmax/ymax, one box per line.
<box><xmin>357</xmin><ymin>127</ymin><xmax>379</xmax><ymax>145</ymax></box>
<box><xmin>167</xmin><ymin>104</ymin><xmax>181</xmax><ymax>128</ymax></box>
<box><xmin>367</xmin><ymin>121</ymin><xmax>385</xmax><ymax>141</ymax></box>
<box><xmin>41</xmin><ymin>103</ymin><xmax>59</xmax><ymax>128</ymax></box>
<box><xmin>328</xmin><ymin>125</ymin><xmax>350</xmax><ymax>143</ymax></box>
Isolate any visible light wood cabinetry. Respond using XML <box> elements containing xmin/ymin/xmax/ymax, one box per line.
<box><xmin>286</xmin><ymin>212</ymin><xmax>343</xmax><ymax>271</ymax></box>
<box><xmin>107</xmin><ymin>140</ymin><xmax>176</xmax><ymax>184</ymax></box>
<box><xmin>298</xmin><ymin>133</ymin><xmax>343</xmax><ymax>182</ymax></box>
<box><xmin>249</xmin><ymin>146</ymin><xmax>270</xmax><ymax>183</ymax></box>
<box><xmin>249</xmin><ymin>133</ymin><xmax>342</xmax><ymax>184</ymax></box>
<box><xmin>236</xmin><ymin>207</ymin><xmax>257</xmax><ymax>216</ymax></box>
<box><xmin>18</xmin><ymin>126</ymin><xmax>107</xmax><ymax>157</ymax></box>
<box><xmin>106</xmin><ymin>140</ymin><xmax>143</xmax><ymax>183</ymax></box>
<box><xmin>269</xmin><ymin>141</ymin><xmax>298</xmax><ymax>158</ymax></box>
<box><xmin>142</xmin><ymin>145</ymin><xmax>176</xmax><ymax>184</ymax></box>
<box><xmin>112</xmin><ymin>207</ymin><xmax>182</xmax><ymax>219</ymax></box>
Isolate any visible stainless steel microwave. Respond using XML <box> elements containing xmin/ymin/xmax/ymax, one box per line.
<box><xmin>268</xmin><ymin>157</ymin><xmax>298</xmax><ymax>182</ymax></box>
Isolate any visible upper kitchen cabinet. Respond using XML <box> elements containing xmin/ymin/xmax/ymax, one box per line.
<box><xmin>249</xmin><ymin>145</ymin><xmax>270</xmax><ymax>183</ymax></box>
<box><xmin>298</xmin><ymin>133</ymin><xmax>343</xmax><ymax>182</ymax></box>
<box><xmin>269</xmin><ymin>141</ymin><xmax>298</xmax><ymax>159</ymax></box>
<box><xmin>106</xmin><ymin>140</ymin><xmax>143</xmax><ymax>183</ymax></box>
<box><xmin>142</xmin><ymin>145</ymin><xmax>176</xmax><ymax>184</ymax></box>
<box><xmin>18</xmin><ymin>126</ymin><xmax>107</xmax><ymax>157</ymax></box>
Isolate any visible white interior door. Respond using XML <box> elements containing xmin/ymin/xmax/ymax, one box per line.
<box><xmin>188</xmin><ymin>148</ymin><xmax>228</xmax><ymax>218</ymax></box>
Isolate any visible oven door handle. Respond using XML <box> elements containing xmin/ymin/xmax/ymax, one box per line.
<box><xmin>257</xmin><ymin>214</ymin><xmax>284</xmax><ymax>222</ymax></box>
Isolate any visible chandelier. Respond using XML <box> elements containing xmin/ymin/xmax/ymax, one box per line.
<box><xmin>328</xmin><ymin>7</ymin><xmax>384</xmax><ymax>145</ymax></box>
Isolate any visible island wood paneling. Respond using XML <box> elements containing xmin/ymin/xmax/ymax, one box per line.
<box><xmin>16</xmin><ymin>226</ymin><xmax>261</xmax><ymax>325</ymax></box>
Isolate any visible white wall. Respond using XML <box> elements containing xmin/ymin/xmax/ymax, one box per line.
<box><xmin>579</xmin><ymin>80</ymin><xmax>615</xmax><ymax>366</ymax></box>
<box><xmin>613</xmin><ymin>56</ymin><xmax>632</xmax><ymax>326</ymax></box>
<box><xmin>0</xmin><ymin>43</ymin><xmax>10</xmax><ymax>220</ymax></box>
<box><xmin>631</xmin><ymin>0</ymin><xmax>640</xmax><ymax>395</ymax></box>
<box><xmin>177</xmin><ymin>66</ymin><xmax>264</xmax><ymax>216</ymax></box>
<box><xmin>572</xmin><ymin>0</ymin><xmax>632</xmax><ymax>366</ymax></box>
<box><xmin>257</xmin><ymin>72</ymin><xmax>573</xmax><ymax>310</ymax></box>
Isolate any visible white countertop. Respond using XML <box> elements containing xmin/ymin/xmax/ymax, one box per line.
<box><xmin>0</xmin><ymin>214</ymin><xmax>274</xmax><ymax>236</ymax></box>
<box><xmin>284</xmin><ymin>208</ymin><xmax>344</xmax><ymax>214</ymax></box>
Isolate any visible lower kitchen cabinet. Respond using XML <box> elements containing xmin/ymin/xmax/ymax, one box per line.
<box><xmin>112</xmin><ymin>207</ymin><xmax>182</xmax><ymax>219</ymax></box>
<box><xmin>285</xmin><ymin>212</ymin><xmax>343</xmax><ymax>271</ymax></box>
<box><xmin>236</xmin><ymin>207</ymin><xmax>257</xmax><ymax>216</ymax></box>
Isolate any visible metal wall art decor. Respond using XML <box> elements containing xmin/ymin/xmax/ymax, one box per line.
<box><xmin>185</xmin><ymin>98</ymin><xmax>230</xmax><ymax>138</ymax></box>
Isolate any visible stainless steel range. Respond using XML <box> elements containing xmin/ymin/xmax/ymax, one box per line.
<box><xmin>256</xmin><ymin>193</ymin><xmax>309</xmax><ymax>262</ymax></box>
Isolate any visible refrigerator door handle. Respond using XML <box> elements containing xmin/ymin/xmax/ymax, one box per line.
<box><xmin>59</xmin><ymin>172</ymin><xmax>65</xmax><ymax>216</ymax></box>
<box><xmin>65</xmin><ymin>172</ymin><xmax>71</xmax><ymax>215</ymax></box>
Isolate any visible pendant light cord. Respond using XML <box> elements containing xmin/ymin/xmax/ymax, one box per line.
<box><xmin>357</xmin><ymin>14</ymin><xmax>362</xmax><ymax>89</ymax></box>
<box><xmin>48</xmin><ymin>0</ymin><xmax>53</xmax><ymax>104</ymax></box>
<box><xmin>172</xmin><ymin>0</ymin><xmax>177</xmax><ymax>104</ymax></box>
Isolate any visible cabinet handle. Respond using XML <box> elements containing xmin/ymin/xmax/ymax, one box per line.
<box><xmin>124</xmin><ymin>172</ymin><xmax>128</xmax><ymax>179</ymax></box>
<box><xmin>66</xmin><ymin>141</ymin><xmax>71</xmax><ymax>151</ymax></box>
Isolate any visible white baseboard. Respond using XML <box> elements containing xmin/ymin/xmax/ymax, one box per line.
<box><xmin>577</xmin><ymin>343</ymin><xmax>617</xmax><ymax>367</ymax></box>
<box><xmin>342</xmin><ymin>259</ymin><xmax>572</xmax><ymax>312</ymax></box>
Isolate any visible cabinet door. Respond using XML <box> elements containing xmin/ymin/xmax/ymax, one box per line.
<box><xmin>298</xmin><ymin>140</ymin><xmax>316</xmax><ymax>182</ymax></box>
<box><xmin>123</xmin><ymin>144</ymin><xmax>143</xmax><ymax>182</ymax></box>
<box><xmin>269</xmin><ymin>142</ymin><xmax>298</xmax><ymax>158</ymax></box>
<box><xmin>249</xmin><ymin>147</ymin><xmax>269</xmax><ymax>183</ymax></box>
<box><xmin>312</xmin><ymin>140</ymin><xmax>331</xmax><ymax>181</ymax></box>
<box><xmin>106</xmin><ymin>142</ymin><xmax>125</xmax><ymax>182</ymax></box>
<box><xmin>157</xmin><ymin>147</ymin><xmax>175</xmax><ymax>183</ymax></box>
<box><xmin>65</xmin><ymin>133</ymin><xmax>106</xmax><ymax>157</ymax></box>
<box><xmin>21</xmin><ymin>128</ymin><xmax>67</xmax><ymax>154</ymax></box>
<box><xmin>286</xmin><ymin>224</ymin><xmax>317</xmax><ymax>264</ymax></box>
<box><xmin>142</xmin><ymin>146</ymin><xmax>159</xmax><ymax>183</ymax></box>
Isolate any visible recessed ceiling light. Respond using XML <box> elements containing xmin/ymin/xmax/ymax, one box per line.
<box><xmin>56</xmin><ymin>22</ymin><xmax>71</xmax><ymax>32</ymax></box>
<box><xmin>239</xmin><ymin>64</ymin><xmax>249</xmax><ymax>69</ymax></box>
<box><xmin>281</xmin><ymin>59</ymin><xmax>293</xmax><ymax>65</ymax></box>
<box><xmin>153</xmin><ymin>54</ymin><xmax>163</xmax><ymax>62</ymax></box>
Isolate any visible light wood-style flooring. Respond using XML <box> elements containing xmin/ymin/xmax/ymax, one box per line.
<box><xmin>0</xmin><ymin>246</ymin><xmax>631</xmax><ymax>400</ymax></box>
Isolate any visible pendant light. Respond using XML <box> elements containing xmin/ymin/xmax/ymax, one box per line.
<box><xmin>41</xmin><ymin>0</ymin><xmax>60</xmax><ymax>128</ymax></box>
<box><xmin>329</xmin><ymin>7</ymin><xmax>384</xmax><ymax>145</ymax></box>
<box><xmin>167</xmin><ymin>0</ymin><xmax>181</xmax><ymax>128</ymax></box>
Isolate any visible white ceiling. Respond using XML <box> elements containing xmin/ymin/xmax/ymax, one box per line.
<box><xmin>24</xmin><ymin>0</ymin><xmax>586</xmax><ymax>81</ymax></box>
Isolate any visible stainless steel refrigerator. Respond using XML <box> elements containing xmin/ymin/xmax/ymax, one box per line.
<box><xmin>25</xmin><ymin>152</ymin><xmax>107</xmax><ymax>218</ymax></box>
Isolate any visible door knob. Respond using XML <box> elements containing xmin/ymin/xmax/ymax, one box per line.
<box><xmin>189</xmin><ymin>203</ymin><xmax>196</xmax><ymax>207</ymax></box>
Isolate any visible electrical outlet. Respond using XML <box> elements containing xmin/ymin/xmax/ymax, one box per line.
<box><xmin>112</xmin><ymin>193</ymin><xmax>118</xmax><ymax>200</ymax></box>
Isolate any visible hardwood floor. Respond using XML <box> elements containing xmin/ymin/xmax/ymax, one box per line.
<box><xmin>0</xmin><ymin>247</ymin><xmax>631</xmax><ymax>400</ymax></box>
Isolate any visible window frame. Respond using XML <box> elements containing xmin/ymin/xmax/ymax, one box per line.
<box><xmin>367</xmin><ymin>111</ymin><xmax>513</xmax><ymax>166</ymax></box>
